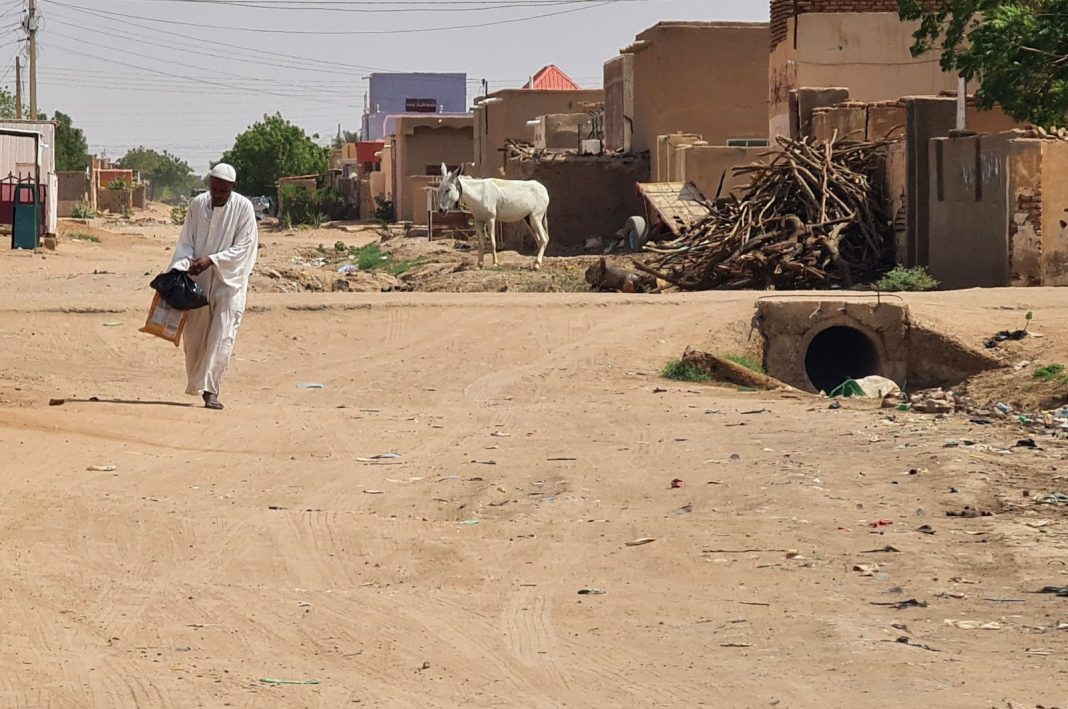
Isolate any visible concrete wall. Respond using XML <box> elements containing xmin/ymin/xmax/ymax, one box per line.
<box><xmin>624</xmin><ymin>22</ymin><xmax>769</xmax><ymax>155</ymax></box>
<box><xmin>654</xmin><ymin>133</ymin><xmax>705</xmax><ymax>182</ymax></box>
<box><xmin>57</xmin><ymin>171</ymin><xmax>89</xmax><ymax>217</ymax></box>
<box><xmin>472</xmin><ymin>89</ymin><xmax>604</xmax><ymax>177</ymax></box>
<box><xmin>502</xmin><ymin>153</ymin><xmax>649</xmax><ymax>251</ymax></box>
<box><xmin>928</xmin><ymin>133</ymin><xmax>1012</xmax><ymax>289</ymax></box>
<box><xmin>1039</xmin><ymin>142</ymin><xmax>1068</xmax><ymax>285</ymax></box>
<box><xmin>97</xmin><ymin>188</ymin><xmax>132</xmax><ymax>215</ymax></box>
<box><xmin>603</xmin><ymin>54</ymin><xmax>634</xmax><ymax>152</ymax></box>
<box><xmin>534</xmin><ymin>113</ymin><xmax>588</xmax><ymax>151</ymax></box>
<box><xmin>926</xmin><ymin>132</ymin><xmax>1068</xmax><ymax>288</ymax></box>
<box><xmin>391</xmin><ymin>115</ymin><xmax>473</xmax><ymax>223</ymax></box>
<box><xmin>770</xmin><ymin>12</ymin><xmax>957</xmax><ymax>139</ymax></box>
<box><xmin>903</xmin><ymin>97</ymin><xmax>1022</xmax><ymax>267</ymax></box>
<box><xmin>676</xmin><ymin>145</ymin><xmax>767</xmax><ymax>198</ymax></box>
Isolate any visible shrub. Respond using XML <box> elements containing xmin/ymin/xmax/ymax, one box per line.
<box><xmin>106</xmin><ymin>178</ymin><xmax>133</xmax><ymax>192</ymax></box>
<box><xmin>170</xmin><ymin>204</ymin><xmax>188</xmax><ymax>225</ymax></box>
<box><xmin>373</xmin><ymin>194</ymin><xmax>395</xmax><ymax>223</ymax></box>
<box><xmin>877</xmin><ymin>266</ymin><xmax>939</xmax><ymax>292</ymax></box>
<box><xmin>1034</xmin><ymin>364</ymin><xmax>1066</xmax><ymax>382</ymax></box>
<box><xmin>661</xmin><ymin>359</ymin><xmax>712</xmax><ymax>383</ymax></box>
<box><xmin>71</xmin><ymin>203</ymin><xmax>96</xmax><ymax>219</ymax></box>
<box><xmin>279</xmin><ymin>184</ymin><xmax>348</xmax><ymax>228</ymax></box>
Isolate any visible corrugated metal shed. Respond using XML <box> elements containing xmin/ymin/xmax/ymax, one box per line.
<box><xmin>636</xmin><ymin>181</ymin><xmax>711</xmax><ymax>236</ymax></box>
<box><xmin>523</xmin><ymin>65</ymin><xmax>581</xmax><ymax>91</ymax></box>
<box><xmin>0</xmin><ymin>120</ymin><xmax>55</xmax><ymax>178</ymax></box>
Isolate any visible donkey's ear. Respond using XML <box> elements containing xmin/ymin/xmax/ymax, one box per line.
<box><xmin>441</xmin><ymin>162</ymin><xmax>448</xmax><ymax>178</ymax></box>
<box><xmin>455</xmin><ymin>163</ymin><xmax>465</xmax><ymax>176</ymax></box>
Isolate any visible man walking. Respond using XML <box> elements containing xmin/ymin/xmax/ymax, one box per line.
<box><xmin>169</xmin><ymin>163</ymin><xmax>258</xmax><ymax>410</ymax></box>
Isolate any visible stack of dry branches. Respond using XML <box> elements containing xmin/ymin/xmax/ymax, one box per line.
<box><xmin>639</xmin><ymin>136</ymin><xmax>899</xmax><ymax>290</ymax></box>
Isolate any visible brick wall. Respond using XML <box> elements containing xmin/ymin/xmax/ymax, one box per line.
<box><xmin>770</xmin><ymin>0</ymin><xmax>903</xmax><ymax>49</ymax></box>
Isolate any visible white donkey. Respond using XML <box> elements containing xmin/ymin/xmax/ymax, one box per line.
<box><xmin>436</xmin><ymin>163</ymin><xmax>550</xmax><ymax>270</ymax></box>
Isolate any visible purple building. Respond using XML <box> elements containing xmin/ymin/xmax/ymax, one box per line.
<box><xmin>362</xmin><ymin>73</ymin><xmax>469</xmax><ymax>141</ymax></box>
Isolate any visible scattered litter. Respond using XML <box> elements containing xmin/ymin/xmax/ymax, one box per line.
<box><xmin>625</xmin><ymin>537</ymin><xmax>656</xmax><ymax>547</ymax></box>
<box><xmin>86</xmin><ymin>464</ymin><xmax>117</xmax><ymax>472</ymax></box>
<box><xmin>357</xmin><ymin>452</ymin><xmax>402</xmax><ymax>463</ymax></box>
<box><xmin>363</xmin><ymin>489</ymin><xmax>384</xmax><ymax>495</ymax></box>
<box><xmin>1026</xmin><ymin>520</ymin><xmax>1053</xmax><ymax>529</ymax></box>
<box><xmin>893</xmin><ymin>636</ymin><xmax>941</xmax><ymax>652</ymax></box>
<box><xmin>936</xmin><ymin>591</ymin><xmax>967</xmax><ymax>600</ymax></box>
<box><xmin>983</xmin><ymin>598</ymin><xmax>1025</xmax><ymax>604</ymax></box>
<box><xmin>670</xmin><ymin>478</ymin><xmax>685</xmax><ymax>488</ymax></box>
<box><xmin>871</xmin><ymin>599</ymin><xmax>927</xmax><ymax>609</ymax></box>
<box><xmin>1015</xmin><ymin>438</ymin><xmax>1039</xmax><ymax>449</ymax></box>
<box><xmin>674</xmin><ymin>503</ymin><xmax>693</xmax><ymax>515</ymax></box>
<box><xmin>268</xmin><ymin>505</ymin><xmax>287</xmax><ymax>511</ymax></box>
<box><xmin>720</xmin><ymin>643</ymin><xmax>752</xmax><ymax>648</ymax></box>
<box><xmin>916</xmin><ymin>525</ymin><xmax>936</xmax><ymax>535</ymax></box>
<box><xmin>741</xmin><ymin>408</ymin><xmax>769</xmax><ymax>415</ymax></box>
<box><xmin>946</xmin><ymin>507</ymin><xmax>992</xmax><ymax>518</ymax></box>
<box><xmin>102</xmin><ymin>321</ymin><xmax>123</xmax><ymax>327</ymax></box>
<box><xmin>577</xmin><ymin>588</ymin><xmax>606</xmax><ymax>597</ymax></box>
<box><xmin>870</xmin><ymin>519</ymin><xmax>894</xmax><ymax>528</ymax></box>
<box><xmin>296</xmin><ymin>383</ymin><xmax>325</xmax><ymax>389</ymax></box>
<box><xmin>1039</xmin><ymin>493</ymin><xmax>1068</xmax><ymax>505</ymax></box>
<box><xmin>458</xmin><ymin>519</ymin><xmax>480</xmax><ymax>526</ymax></box>
<box><xmin>653</xmin><ymin>387</ymin><xmax>667</xmax><ymax>394</ymax></box>
<box><xmin>547</xmin><ymin>457</ymin><xmax>577</xmax><ymax>462</ymax></box>
<box><xmin>259</xmin><ymin>678</ymin><xmax>321</xmax><ymax>686</ymax></box>
<box><xmin>863</xmin><ymin>545</ymin><xmax>901</xmax><ymax>554</ymax></box>
<box><xmin>337</xmin><ymin>264</ymin><xmax>359</xmax><ymax>274</ymax></box>
<box><xmin>785</xmin><ymin>550</ymin><xmax>802</xmax><ymax>559</ymax></box>
<box><xmin>491</xmin><ymin>431</ymin><xmax>511</xmax><ymax>438</ymax></box>
<box><xmin>944</xmin><ymin>619</ymin><xmax>1002</xmax><ymax>630</ymax></box>
<box><xmin>984</xmin><ymin>329</ymin><xmax>1027</xmax><ymax>348</ymax></box>
<box><xmin>471</xmin><ymin>460</ymin><xmax>497</xmax><ymax>465</ymax></box>
<box><xmin>828</xmin><ymin>401</ymin><xmax>842</xmax><ymax>410</ymax></box>
<box><xmin>1036</xmin><ymin>586</ymin><xmax>1068</xmax><ymax>597</ymax></box>
<box><xmin>853</xmin><ymin>564</ymin><xmax>880</xmax><ymax>576</ymax></box>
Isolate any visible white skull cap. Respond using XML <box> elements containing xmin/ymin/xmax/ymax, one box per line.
<box><xmin>209</xmin><ymin>163</ymin><xmax>237</xmax><ymax>183</ymax></box>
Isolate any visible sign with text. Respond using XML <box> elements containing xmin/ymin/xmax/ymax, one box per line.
<box><xmin>405</xmin><ymin>98</ymin><xmax>437</xmax><ymax>113</ymax></box>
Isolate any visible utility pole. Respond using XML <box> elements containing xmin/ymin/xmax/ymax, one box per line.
<box><xmin>26</xmin><ymin>0</ymin><xmax>37</xmax><ymax>119</ymax></box>
<box><xmin>14</xmin><ymin>56</ymin><xmax>22</xmax><ymax>119</ymax></box>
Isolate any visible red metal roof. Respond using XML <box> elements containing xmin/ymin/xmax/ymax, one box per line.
<box><xmin>522</xmin><ymin>65</ymin><xmax>581</xmax><ymax>91</ymax></box>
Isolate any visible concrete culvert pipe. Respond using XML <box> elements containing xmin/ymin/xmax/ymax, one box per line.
<box><xmin>805</xmin><ymin>325</ymin><xmax>882</xmax><ymax>394</ymax></box>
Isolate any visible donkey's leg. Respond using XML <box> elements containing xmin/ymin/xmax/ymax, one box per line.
<box><xmin>475</xmin><ymin>220</ymin><xmax>485</xmax><ymax>268</ymax></box>
<box><xmin>487</xmin><ymin>216</ymin><xmax>499</xmax><ymax>267</ymax></box>
<box><xmin>531</xmin><ymin>211</ymin><xmax>550</xmax><ymax>270</ymax></box>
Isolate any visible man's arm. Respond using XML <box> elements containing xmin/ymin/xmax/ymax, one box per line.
<box><xmin>169</xmin><ymin>201</ymin><xmax>198</xmax><ymax>272</ymax></box>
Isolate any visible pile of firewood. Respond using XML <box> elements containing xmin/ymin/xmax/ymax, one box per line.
<box><xmin>638</xmin><ymin>136</ymin><xmax>899</xmax><ymax>291</ymax></box>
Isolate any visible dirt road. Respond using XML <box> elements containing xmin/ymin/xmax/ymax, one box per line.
<box><xmin>1</xmin><ymin>223</ymin><xmax>1066</xmax><ymax>707</ymax></box>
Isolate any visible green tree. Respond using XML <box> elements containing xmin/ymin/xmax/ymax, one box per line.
<box><xmin>0</xmin><ymin>88</ymin><xmax>18</xmax><ymax>119</ymax></box>
<box><xmin>53</xmin><ymin>111</ymin><xmax>89</xmax><ymax>172</ymax></box>
<box><xmin>331</xmin><ymin>129</ymin><xmax>360</xmax><ymax>149</ymax></box>
<box><xmin>117</xmin><ymin>146</ymin><xmax>200</xmax><ymax>200</ymax></box>
<box><xmin>217</xmin><ymin>113</ymin><xmax>328</xmax><ymax>197</ymax></box>
<box><xmin>900</xmin><ymin>0</ymin><xmax>1068</xmax><ymax>126</ymax></box>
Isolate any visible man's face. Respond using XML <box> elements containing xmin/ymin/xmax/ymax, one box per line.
<box><xmin>210</xmin><ymin>176</ymin><xmax>234</xmax><ymax>206</ymax></box>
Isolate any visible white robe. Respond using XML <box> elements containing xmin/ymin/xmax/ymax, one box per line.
<box><xmin>169</xmin><ymin>191</ymin><xmax>258</xmax><ymax>397</ymax></box>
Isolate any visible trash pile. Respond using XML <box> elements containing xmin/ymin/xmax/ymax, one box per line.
<box><xmin>640</xmin><ymin>136</ymin><xmax>899</xmax><ymax>290</ymax></box>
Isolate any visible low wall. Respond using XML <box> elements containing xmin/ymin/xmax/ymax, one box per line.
<box><xmin>503</xmin><ymin>153</ymin><xmax>650</xmax><ymax>252</ymax></box>
<box><xmin>676</xmin><ymin>145</ymin><xmax>766</xmax><ymax>198</ymax></box>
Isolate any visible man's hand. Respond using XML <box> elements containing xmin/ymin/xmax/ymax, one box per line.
<box><xmin>188</xmin><ymin>256</ymin><xmax>213</xmax><ymax>276</ymax></box>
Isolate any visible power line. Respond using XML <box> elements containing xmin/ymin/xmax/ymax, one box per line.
<box><xmin>45</xmin><ymin>0</ymin><xmax>619</xmax><ymax>34</ymax></box>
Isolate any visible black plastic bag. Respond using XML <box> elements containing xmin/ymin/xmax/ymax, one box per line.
<box><xmin>149</xmin><ymin>269</ymin><xmax>209</xmax><ymax>310</ymax></box>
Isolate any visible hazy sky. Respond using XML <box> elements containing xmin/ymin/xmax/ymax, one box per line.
<box><xmin>1</xmin><ymin>0</ymin><xmax>768</xmax><ymax>170</ymax></box>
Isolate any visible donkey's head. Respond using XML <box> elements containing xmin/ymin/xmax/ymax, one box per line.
<box><xmin>436</xmin><ymin>162</ymin><xmax>464</xmax><ymax>214</ymax></box>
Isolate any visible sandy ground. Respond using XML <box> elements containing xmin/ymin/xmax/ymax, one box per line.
<box><xmin>2</xmin><ymin>214</ymin><xmax>1068</xmax><ymax>707</ymax></box>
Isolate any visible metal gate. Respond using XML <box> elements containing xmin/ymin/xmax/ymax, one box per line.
<box><xmin>0</xmin><ymin>174</ymin><xmax>47</xmax><ymax>236</ymax></box>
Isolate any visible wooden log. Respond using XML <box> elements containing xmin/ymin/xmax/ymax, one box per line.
<box><xmin>585</xmin><ymin>258</ymin><xmax>658</xmax><ymax>293</ymax></box>
<box><xmin>679</xmin><ymin>348</ymin><xmax>792</xmax><ymax>391</ymax></box>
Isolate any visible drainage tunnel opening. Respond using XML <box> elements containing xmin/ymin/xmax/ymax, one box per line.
<box><xmin>805</xmin><ymin>326</ymin><xmax>882</xmax><ymax>394</ymax></box>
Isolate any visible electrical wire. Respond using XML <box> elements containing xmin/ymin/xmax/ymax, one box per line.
<box><xmin>45</xmin><ymin>0</ymin><xmax>619</xmax><ymax>35</ymax></box>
